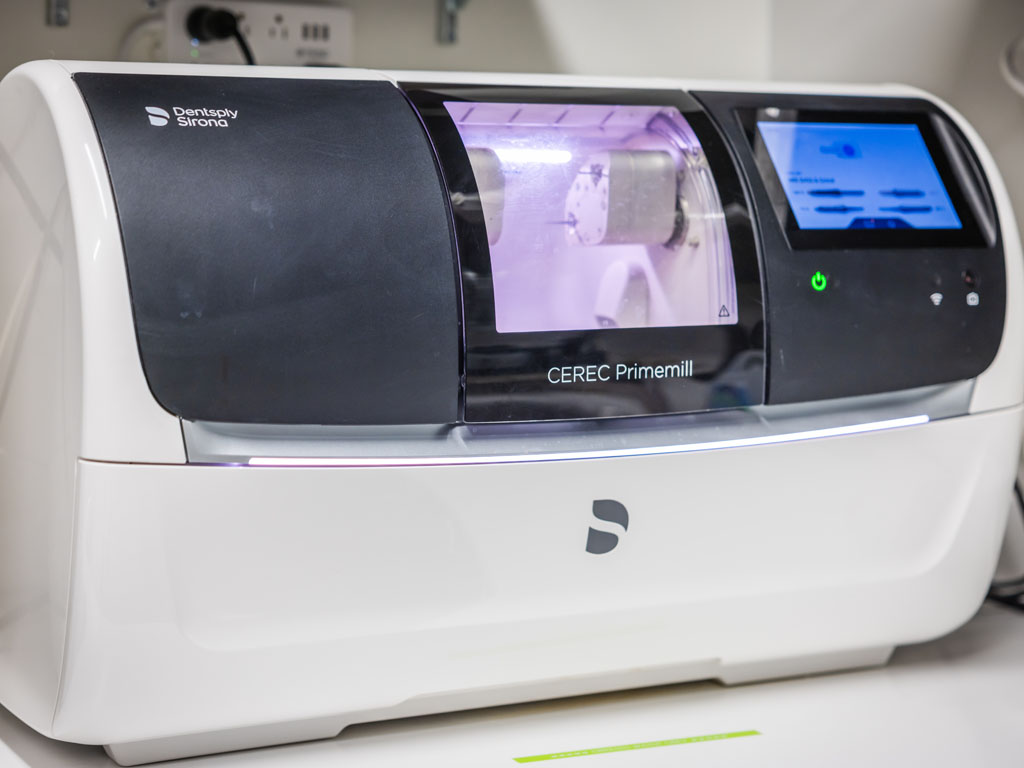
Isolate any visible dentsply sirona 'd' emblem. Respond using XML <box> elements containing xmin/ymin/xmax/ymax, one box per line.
<box><xmin>586</xmin><ymin>499</ymin><xmax>629</xmax><ymax>555</ymax></box>
<box><xmin>145</xmin><ymin>106</ymin><xmax>170</xmax><ymax>126</ymax></box>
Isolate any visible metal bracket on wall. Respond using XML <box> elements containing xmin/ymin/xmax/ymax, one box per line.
<box><xmin>46</xmin><ymin>0</ymin><xmax>70</xmax><ymax>26</ymax></box>
<box><xmin>437</xmin><ymin>0</ymin><xmax>469</xmax><ymax>44</ymax></box>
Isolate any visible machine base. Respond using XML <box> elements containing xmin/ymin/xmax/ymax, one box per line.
<box><xmin>101</xmin><ymin>646</ymin><xmax>895</xmax><ymax>765</ymax></box>
<box><xmin>103</xmin><ymin>715</ymin><xmax>347</xmax><ymax>766</ymax></box>
<box><xmin>717</xmin><ymin>646</ymin><xmax>894</xmax><ymax>685</ymax></box>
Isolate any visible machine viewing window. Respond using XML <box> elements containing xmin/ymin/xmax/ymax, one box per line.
<box><xmin>443</xmin><ymin>102</ymin><xmax>739</xmax><ymax>334</ymax></box>
<box><xmin>756</xmin><ymin>121</ymin><xmax>962</xmax><ymax>231</ymax></box>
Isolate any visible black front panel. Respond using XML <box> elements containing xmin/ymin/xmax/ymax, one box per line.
<box><xmin>695</xmin><ymin>92</ymin><xmax>1005</xmax><ymax>404</ymax></box>
<box><xmin>75</xmin><ymin>74</ymin><xmax>459</xmax><ymax>425</ymax></box>
<box><xmin>406</xmin><ymin>86</ymin><xmax>765</xmax><ymax>423</ymax></box>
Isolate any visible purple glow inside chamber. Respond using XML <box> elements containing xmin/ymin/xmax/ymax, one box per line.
<box><xmin>444</xmin><ymin>101</ymin><xmax>739</xmax><ymax>334</ymax></box>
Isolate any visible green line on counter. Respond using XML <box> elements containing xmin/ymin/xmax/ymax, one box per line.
<box><xmin>513</xmin><ymin>728</ymin><xmax>760</xmax><ymax>762</ymax></box>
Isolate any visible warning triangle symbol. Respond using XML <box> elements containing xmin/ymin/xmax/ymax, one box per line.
<box><xmin>718</xmin><ymin>305</ymin><xmax>730</xmax><ymax>318</ymax></box>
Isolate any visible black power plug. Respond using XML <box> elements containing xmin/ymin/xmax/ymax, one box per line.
<box><xmin>186</xmin><ymin>6</ymin><xmax>256</xmax><ymax>65</ymax></box>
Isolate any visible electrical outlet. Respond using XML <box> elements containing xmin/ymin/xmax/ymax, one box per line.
<box><xmin>163</xmin><ymin>1</ymin><xmax>353</xmax><ymax>66</ymax></box>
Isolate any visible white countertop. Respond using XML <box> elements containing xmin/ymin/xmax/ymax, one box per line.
<box><xmin>2</xmin><ymin>601</ymin><xmax>1022</xmax><ymax>767</ymax></box>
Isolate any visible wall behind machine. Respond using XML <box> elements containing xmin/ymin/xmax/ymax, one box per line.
<box><xmin>339</xmin><ymin>0</ymin><xmax>770</xmax><ymax>77</ymax></box>
<box><xmin>0</xmin><ymin>0</ymin><xmax>1023</xmax><ymax>225</ymax></box>
<box><xmin>0</xmin><ymin>0</ymin><xmax>770</xmax><ymax>78</ymax></box>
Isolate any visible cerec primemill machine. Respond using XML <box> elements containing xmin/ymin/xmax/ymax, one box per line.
<box><xmin>0</xmin><ymin>60</ymin><xmax>1021</xmax><ymax>764</ymax></box>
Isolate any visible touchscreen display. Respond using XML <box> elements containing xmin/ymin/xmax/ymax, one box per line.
<box><xmin>756</xmin><ymin>121</ymin><xmax>962</xmax><ymax>231</ymax></box>
<box><xmin>445</xmin><ymin>102</ymin><xmax>739</xmax><ymax>333</ymax></box>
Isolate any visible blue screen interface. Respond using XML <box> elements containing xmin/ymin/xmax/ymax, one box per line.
<box><xmin>756</xmin><ymin>121</ymin><xmax>962</xmax><ymax>230</ymax></box>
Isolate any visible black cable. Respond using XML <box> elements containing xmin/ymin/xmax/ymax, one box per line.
<box><xmin>232</xmin><ymin>27</ymin><xmax>255</xmax><ymax>65</ymax></box>
<box><xmin>987</xmin><ymin>480</ymin><xmax>1024</xmax><ymax>612</ymax></box>
<box><xmin>186</xmin><ymin>6</ymin><xmax>256</xmax><ymax>65</ymax></box>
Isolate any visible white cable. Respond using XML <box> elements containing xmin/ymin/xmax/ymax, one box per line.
<box><xmin>999</xmin><ymin>34</ymin><xmax>1024</xmax><ymax>98</ymax></box>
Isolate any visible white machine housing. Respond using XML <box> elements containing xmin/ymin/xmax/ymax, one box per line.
<box><xmin>0</xmin><ymin>60</ymin><xmax>1021</xmax><ymax>765</ymax></box>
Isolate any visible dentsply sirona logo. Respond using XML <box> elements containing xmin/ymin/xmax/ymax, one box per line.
<box><xmin>144</xmin><ymin>105</ymin><xmax>238</xmax><ymax>128</ymax></box>
<box><xmin>586</xmin><ymin>499</ymin><xmax>629</xmax><ymax>555</ymax></box>
<box><xmin>145</xmin><ymin>106</ymin><xmax>170</xmax><ymax>127</ymax></box>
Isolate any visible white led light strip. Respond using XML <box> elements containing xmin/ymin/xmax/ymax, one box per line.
<box><xmin>246</xmin><ymin>414</ymin><xmax>929</xmax><ymax>468</ymax></box>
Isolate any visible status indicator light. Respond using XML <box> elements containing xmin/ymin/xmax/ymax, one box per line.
<box><xmin>811</xmin><ymin>271</ymin><xmax>828</xmax><ymax>292</ymax></box>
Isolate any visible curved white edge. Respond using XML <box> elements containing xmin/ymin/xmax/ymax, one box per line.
<box><xmin>247</xmin><ymin>415</ymin><xmax>930</xmax><ymax>467</ymax></box>
<box><xmin>0</xmin><ymin>62</ymin><xmax>79</xmax><ymax>738</ymax></box>
<box><xmin>52</xmin><ymin>59</ymin><xmax>392</xmax><ymax>82</ymax></box>
<box><xmin>387</xmin><ymin>70</ymin><xmax>918</xmax><ymax>97</ymax></box>
<box><xmin>4</xmin><ymin>60</ymin><xmax>186</xmax><ymax>463</ymax></box>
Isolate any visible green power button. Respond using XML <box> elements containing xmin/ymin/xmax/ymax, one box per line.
<box><xmin>811</xmin><ymin>271</ymin><xmax>828</xmax><ymax>292</ymax></box>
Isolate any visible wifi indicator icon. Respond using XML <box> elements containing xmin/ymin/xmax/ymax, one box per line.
<box><xmin>929</xmin><ymin>292</ymin><xmax>944</xmax><ymax>307</ymax></box>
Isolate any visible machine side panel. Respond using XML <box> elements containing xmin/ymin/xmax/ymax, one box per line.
<box><xmin>0</xmin><ymin>66</ymin><xmax>81</xmax><ymax>737</ymax></box>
